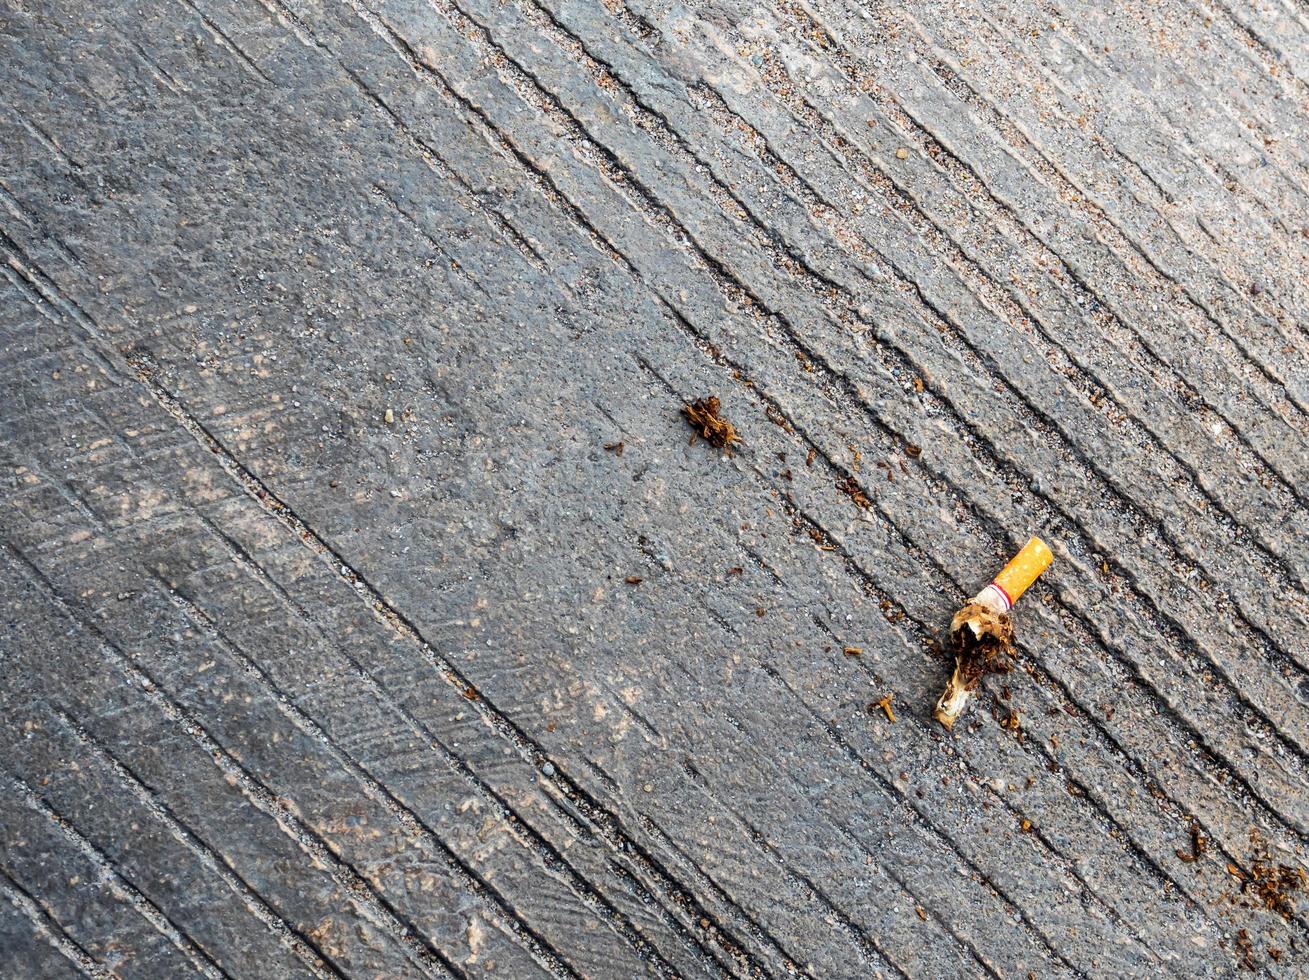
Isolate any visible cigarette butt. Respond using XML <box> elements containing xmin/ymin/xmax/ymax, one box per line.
<box><xmin>976</xmin><ymin>536</ymin><xmax>1052</xmax><ymax>613</ymax></box>
<box><xmin>934</xmin><ymin>537</ymin><xmax>1054</xmax><ymax>730</ymax></box>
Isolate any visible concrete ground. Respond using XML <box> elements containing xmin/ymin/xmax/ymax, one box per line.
<box><xmin>2</xmin><ymin>0</ymin><xmax>1308</xmax><ymax>976</ymax></box>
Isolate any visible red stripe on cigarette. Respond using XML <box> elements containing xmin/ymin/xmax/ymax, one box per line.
<box><xmin>991</xmin><ymin>580</ymin><xmax>1013</xmax><ymax>609</ymax></box>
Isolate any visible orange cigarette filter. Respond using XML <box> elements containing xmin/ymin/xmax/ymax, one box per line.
<box><xmin>975</xmin><ymin>536</ymin><xmax>1053</xmax><ymax>612</ymax></box>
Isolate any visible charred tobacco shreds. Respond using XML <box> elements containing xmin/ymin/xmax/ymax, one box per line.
<box><xmin>1247</xmin><ymin>858</ymin><xmax>1305</xmax><ymax>920</ymax></box>
<box><xmin>836</xmin><ymin>475</ymin><xmax>871</xmax><ymax>509</ymax></box>
<box><xmin>683</xmin><ymin>396</ymin><xmax>738</xmax><ymax>449</ymax></box>
<box><xmin>1231</xmin><ymin>831</ymin><xmax>1307</xmax><ymax>920</ymax></box>
<box><xmin>1227</xmin><ymin>832</ymin><xmax>1307</xmax><ymax>925</ymax></box>
<box><xmin>934</xmin><ymin>602</ymin><xmax>1014</xmax><ymax>730</ymax></box>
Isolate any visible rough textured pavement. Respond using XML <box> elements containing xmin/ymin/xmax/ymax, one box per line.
<box><xmin>2</xmin><ymin>0</ymin><xmax>1308</xmax><ymax>976</ymax></box>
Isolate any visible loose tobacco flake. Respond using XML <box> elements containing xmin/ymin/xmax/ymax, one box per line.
<box><xmin>1248</xmin><ymin>859</ymin><xmax>1305</xmax><ymax>919</ymax></box>
<box><xmin>683</xmin><ymin>395</ymin><xmax>739</xmax><ymax>450</ymax></box>
<box><xmin>872</xmin><ymin>693</ymin><xmax>896</xmax><ymax>722</ymax></box>
<box><xmin>836</xmin><ymin>476</ymin><xmax>871</xmax><ymax>509</ymax></box>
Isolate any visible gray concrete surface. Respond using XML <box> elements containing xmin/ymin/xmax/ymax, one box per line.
<box><xmin>2</xmin><ymin>0</ymin><xmax>1307</xmax><ymax>976</ymax></box>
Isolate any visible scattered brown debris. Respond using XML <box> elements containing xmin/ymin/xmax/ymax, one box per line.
<box><xmin>763</xmin><ymin>402</ymin><xmax>793</xmax><ymax>432</ymax></box>
<box><xmin>842</xmin><ymin>646</ymin><xmax>862</xmax><ymax>657</ymax></box>
<box><xmin>836</xmin><ymin>475</ymin><xmax>872</xmax><ymax>509</ymax></box>
<box><xmin>1229</xmin><ymin>830</ymin><xmax>1307</xmax><ymax>920</ymax></box>
<box><xmin>904</xmin><ymin>443</ymin><xmax>922</xmax><ymax>458</ymax></box>
<box><xmin>1247</xmin><ymin>858</ymin><xmax>1305</xmax><ymax>920</ymax></box>
<box><xmin>912</xmin><ymin>376</ymin><xmax>924</xmax><ymax>392</ymax></box>
<box><xmin>915</xmin><ymin>905</ymin><xmax>926</xmax><ymax>921</ymax></box>
<box><xmin>727</xmin><ymin>566</ymin><xmax>744</xmax><ymax>577</ymax></box>
<box><xmin>624</xmin><ymin>575</ymin><xmax>643</xmax><ymax>585</ymax></box>
<box><xmin>683</xmin><ymin>396</ymin><xmax>738</xmax><ymax>449</ymax></box>
<box><xmin>1234</xmin><ymin>928</ymin><xmax>1256</xmax><ymax>971</ymax></box>
<box><xmin>755</xmin><ymin>607</ymin><xmax>766</xmax><ymax>617</ymax></box>
<box><xmin>805</xmin><ymin>447</ymin><xmax>816</xmax><ymax>467</ymax></box>
<box><xmin>604</xmin><ymin>440</ymin><xmax>625</xmax><ymax>456</ymax></box>
<box><xmin>878</xmin><ymin>598</ymin><xmax>906</xmax><ymax>624</ymax></box>
<box><xmin>1020</xmin><ymin>818</ymin><xmax>1033</xmax><ymax>833</ymax></box>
